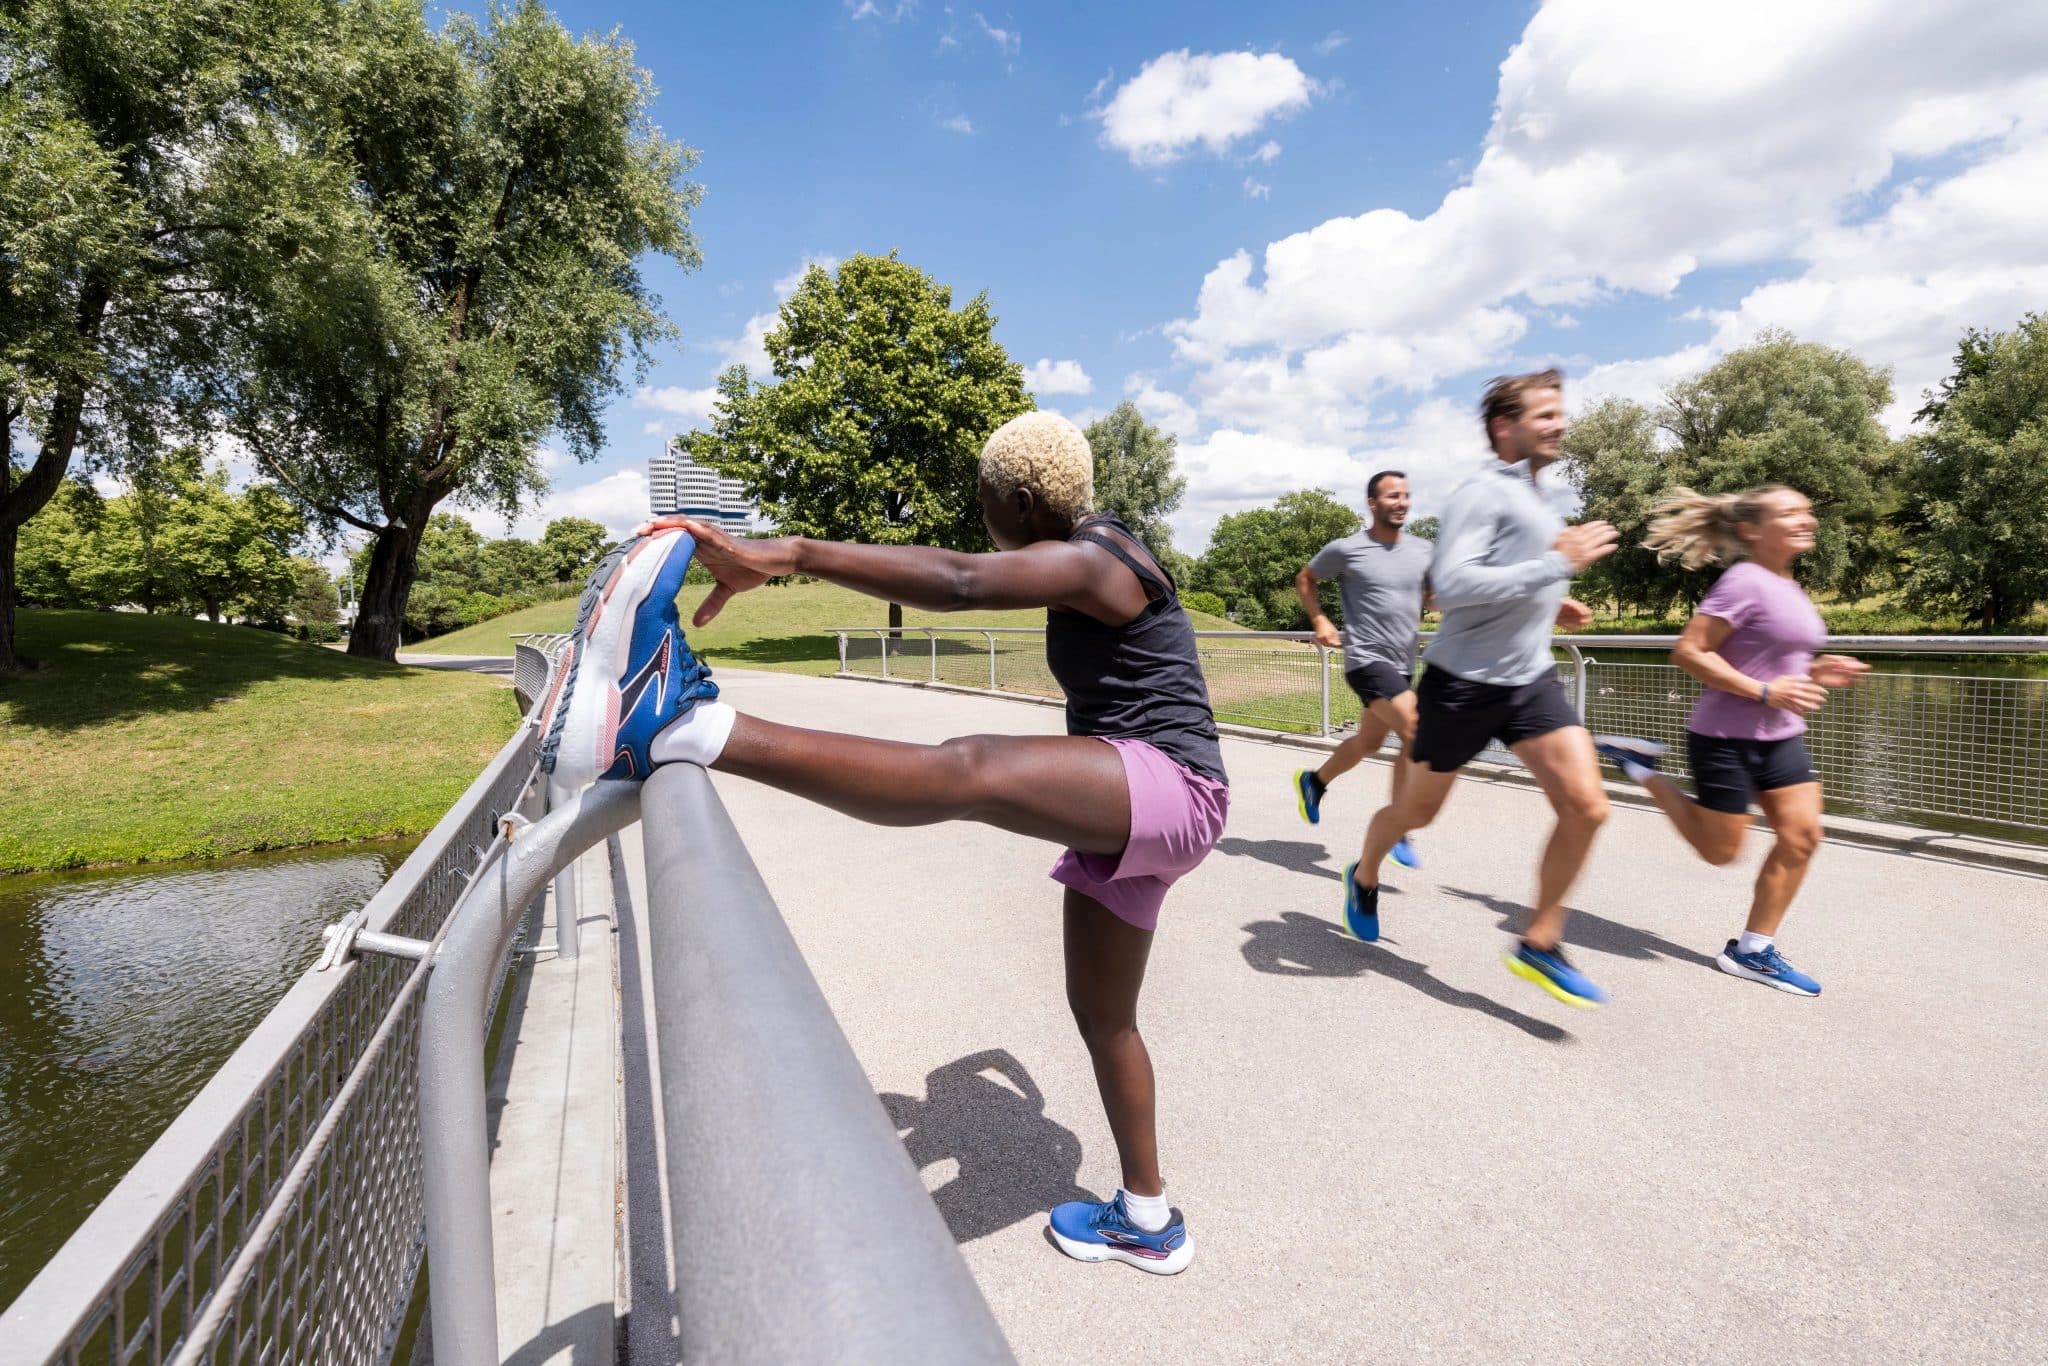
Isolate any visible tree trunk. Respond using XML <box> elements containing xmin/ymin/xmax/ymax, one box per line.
<box><xmin>348</xmin><ymin>521</ymin><xmax>425</xmax><ymax>662</ymax></box>
<box><xmin>0</xmin><ymin>521</ymin><xmax>18</xmax><ymax>673</ymax></box>
<box><xmin>887</xmin><ymin>599</ymin><xmax>903</xmax><ymax>641</ymax></box>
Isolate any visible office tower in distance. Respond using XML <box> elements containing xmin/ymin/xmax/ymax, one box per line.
<box><xmin>650</xmin><ymin>438</ymin><xmax>754</xmax><ymax>531</ymax></box>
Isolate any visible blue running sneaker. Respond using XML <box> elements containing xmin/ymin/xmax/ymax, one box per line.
<box><xmin>1593</xmin><ymin>734</ymin><xmax>1667</xmax><ymax>777</ymax></box>
<box><xmin>1716</xmin><ymin>939</ymin><xmax>1821</xmax><ymax>996</ymax></box>
<box><xmin>1048</xmin><ymin>1192</ymin><xmax>1191</xmax><ymax>1275</ymax></box>
<box><xmin>1387</xmin><ymin>837</ymin><xmax>1422</xmax><ymax>870</ymax></box>
<box><xmin>1339</xmin><ymin>860</ymin><xmax>1379</xmax><ymax>942</ymax></box>
<box><xmin>538</xmin><ymin>528</ymin><xmax>718</xmax><ymax>786</ymax></box>
<box><xmin>1293</xmin><ymin>768</ymin><xmax>1326</xmax><ymax>825</ymax></box>
<box><xmin>1504</xmin><ymin>941</ymin><xmax>1608</xmax><ymax>1007</ymax></box>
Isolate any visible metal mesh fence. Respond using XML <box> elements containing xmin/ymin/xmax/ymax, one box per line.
<box><xmin>11</xmin><ymin>720</ymin><xmax>544</xmax><ymax>1366</ymax></box>
<box><xmin>834</xmin><ymin>630</ymin><xmax>2046</xmax><ymax>837</ymax></box>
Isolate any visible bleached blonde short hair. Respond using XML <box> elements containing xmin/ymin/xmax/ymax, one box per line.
<box><xmin>979</xmin><ymin>411</ymin><xmax>1094</xmax><ymax>523</ymax></box>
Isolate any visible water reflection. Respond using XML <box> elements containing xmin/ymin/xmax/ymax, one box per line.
<box><xmin>0</xmin><ymin>840</ymin><xmax>416</xmax><ymax>1309</ymax></box>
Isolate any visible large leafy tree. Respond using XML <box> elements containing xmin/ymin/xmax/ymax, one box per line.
<box><xmin>1563</xmin><ymin>331</ymin><xmax>1901</xmax><ymax>612</ymax></box>
<box><xmin>1900</xmin><ymin>315</ymin><xmax>2048</xmax><ymax>626</ymax></box>
<box><xmin>1085</xmin><ymin>401</ymin><xmax>1186</xmax><ymax>551</ymax></box>
<box><xmin>0</xmin><ymin>0</ymin><xmax>319</xmax><ymax>669</ymax></box>
<box><xmin>538</xmin><ymin>515</ymin><xmax>608</xmax><ymax>584</ymax></box>
<box><xmin>690</xmin><ymin>253</ymin><xmax>1032</xmax><ymax>630</ymax></box>
<box><xmin>1197</xmin><ymin>488</ymin><xmax>1360</xmax><ymax>629</ymax></box>
<box><xmin>217</xmin><ymin>0</ymin><xmax>702</xmax><ymax>660</ymax></box>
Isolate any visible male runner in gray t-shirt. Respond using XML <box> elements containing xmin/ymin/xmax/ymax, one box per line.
<box><xmin>1343</xmin><ymin>370</ymin><xmax>1622</xmax><ymax>1008</ymax></box>
<box><xmin>1290</xmin><ymin>471</ymin><xmax>1432</xmax><ymax>872</ymax></box>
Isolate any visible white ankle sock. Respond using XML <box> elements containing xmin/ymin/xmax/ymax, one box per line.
<box><xmin>1736</xmin><ymin>930</ymin><xmax>1773</xmax><ymax>956</ymax></box>
<box><xmin>1120</xmin><ymin>1188</ymin><xmax>1170</xmax><ymax>1232</ymax></box>
<box><xmin>647</xmin><ymin>701</ymin><xmax>736</xmax><ymax>768</ymax></box>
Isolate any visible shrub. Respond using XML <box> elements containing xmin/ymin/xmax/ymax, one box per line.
<box><xmin>1179</xmin><ymin>589</ymin><xmax>1227</xmax><ymax>618</ymax></box>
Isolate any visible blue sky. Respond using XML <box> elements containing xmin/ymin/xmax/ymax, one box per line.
<box><xmin>456</xmin><ymin>0</ymin><xmax>2048</xmax><ymax>553</ymax></box>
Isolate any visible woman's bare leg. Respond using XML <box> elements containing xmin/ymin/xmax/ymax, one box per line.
<box><xmin>712</xmin><ymin>713</ymin><xmax>1131</xmax><ymax>854</ymax></box>
<box><xmin>1063</xmin><ymin>889</ymin><xmax>1161</xmax><ymax>1196</ymax></box>
<box><xmin>1637</xmin><ymin>774</ymin><xmax>1750</xmax><ymax>866</ymax></box>
<box><xmin>1747</xmin><ymin>783</ymin><xmax>1824</xmax><ymax>937</ymax></box>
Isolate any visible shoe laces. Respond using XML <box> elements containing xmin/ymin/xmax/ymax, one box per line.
<box><xmin>1753</xmin><ymin>944</ymin><xmax>1792</xmax><ymax>974</ymax></box>
<box><xmin>1097</xmin><ymin>1193</ymin><xmax>1139</xmax><ymax>1235</ymax></box>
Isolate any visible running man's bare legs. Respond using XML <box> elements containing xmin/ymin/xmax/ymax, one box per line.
<box><xmin>712</xmin><ymin>713</ymin><xmax>1131</xmax><ymax>854</ymax></box>
<box><xmin>1747</xmin><ymin>783</ymin><xmax>1823</xmax><ymax>938</ymax></box>
<box><xmin>1064</xmin><ymin>890</ymin><xmax>1160</xmax><ymax>1196</ymax></box>
<box><xmin>1316</xmin><ymin>691</ymin><xmax>1418</xmax><ymax>788</ymax></box>
<box><xmin>1355</xmin><ymin>755</ymin><xmax>1459</xmax><ymax>884</ymax></box>
<box><xmin>1506</xmin><ymin>727</ymin><xmax>1610</xmax><ymax>951</ymax></box>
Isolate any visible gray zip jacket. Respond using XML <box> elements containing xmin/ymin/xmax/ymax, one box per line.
<box><xmin>1421</xmin><ymin>459</ymin><xmax>1574</xmax><ymax>686</ymax></box>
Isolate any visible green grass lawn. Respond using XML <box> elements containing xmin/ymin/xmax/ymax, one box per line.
<box><xmin>1</xmin><ymin>610</ymin><xmax>522</xmax><ymax>873</ymax></box>
<box><xmin>414</xmin><ymin>579</ymin><xmax>1243</xmax><ymax>671</ymax></box>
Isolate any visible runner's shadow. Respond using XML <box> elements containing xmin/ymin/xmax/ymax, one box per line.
<box><xmin>880</xmin><ymin>1049</ymin><xmax>1092</xmax><ymax>1244</ymax></box>
<box><xmin>1439</xmin><ymin>886</ymin><xmax>1718</xmax><ymax>968</ymax></box>
<box><xmin>1214</xmin><ymin>837</ymin><xmax>1350</xmax><ymax>882</ymax></box>
<box><xmin>1240</xmin><ymin>911</ymin><xmax>1569</xmax><ymax>1043</ymax></box>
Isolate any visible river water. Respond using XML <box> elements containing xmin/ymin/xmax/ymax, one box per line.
<box><xmin>0</xmin><ymin>840</ymin><xmax>418</xmax><ymax>1311</ymax></box>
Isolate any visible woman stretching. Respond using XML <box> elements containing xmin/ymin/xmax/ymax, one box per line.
<box><xmin>538</xmin><ymin>411</ymin><xmax>1226</xmax><ymax>1273</ymax></box>
<box><xmin>1592</xmin><ymin>485</ymin><xmax>1867</xmax><ymax>997</ymax></box>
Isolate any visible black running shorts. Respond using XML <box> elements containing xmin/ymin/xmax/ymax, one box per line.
<box><xmin>1410</xmin><ymin>666</ymin><xmax>1580</xmax><ymax>772</ymax></box>
<box><xmin>1685</xmin><ymin>731</ymin><xmax>1818</xmax><ymax>814</ymax></box>
<box><xmin>1344</xmin><ymin>659</ymin><xmax>1415</xmax><ymax>707</ymax></box>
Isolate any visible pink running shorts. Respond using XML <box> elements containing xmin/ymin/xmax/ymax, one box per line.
<box><xmin>1049</xmin><ymin>737</ymin><xmax>1230</xmax><ymax>932</ymax></box>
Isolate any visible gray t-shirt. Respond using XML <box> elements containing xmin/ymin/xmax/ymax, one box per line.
<box><xmin>1307</xmin><ymin>531</ymin><xmax>1433</xmax><ymax>673</ymax></box>
<box><xmin>1422</xmin><ymin>459</ymin><xmax>1575</xmax><ymax>686</ymax></box>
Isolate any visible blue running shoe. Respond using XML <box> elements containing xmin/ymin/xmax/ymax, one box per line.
<box><xmin>1504</xmin><ymin>941</ymin><xmax>1608</xmax><ymax>1007</ymax></box>
<box><xmin>1716</xmin><ymin>939</ymin><xmax>1821</xmax><ymax>996</ymax></box>
<box><xmin>1293</xmin><ymin>768</ymin><xmax>1326</xmax><ymax>825</ymax></box>
<box><xmin>1339</xmin><ymin>860</ymin><xmax>1379</xmax><ymax>942</ymax></box>
<box><xmin>1387</xmin><ymin>837</ymin><xmax>1422</xmax><ymax>870</ymax></box>
<box><xmin>1593</xmin><ymin>734</ymin><xmax>1667</xmax><ymax>777</ymax></box>
<box><xmin>538</xmin><ymin>529</ymin><xmax>718</xmax><ymax>786</ymax></box>
<box><xmin>1048</xmin><ymin>1192</ymin><xmax>1192</xmax><ymax>1275</ymax></box>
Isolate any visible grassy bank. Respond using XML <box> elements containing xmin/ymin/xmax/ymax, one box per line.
<box><xmin>415</xmin><ymin>579</ymin><xmax>1243</xmax><ymax>669</ymax></box>
<box><xmin>1</xmin><ymin>610</ymin><xmax>521</xmax><ymax>873</ymax></box>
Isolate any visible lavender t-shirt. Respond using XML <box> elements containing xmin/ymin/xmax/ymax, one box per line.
<box><xmin>1687</xmin><ymin>560</ymin><xmax>1827</xmax><ymax>741</ymax></box>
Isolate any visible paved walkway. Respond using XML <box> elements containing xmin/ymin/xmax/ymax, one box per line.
<box><xmin>682</xmin><ymin>669</ymin><xmax>2043</xmax><ymax>1364</ymax></box>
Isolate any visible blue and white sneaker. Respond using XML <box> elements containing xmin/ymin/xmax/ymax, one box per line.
<box><xmin>1593</xmin><ymin>735</ymin><xmax>1668</xmax><ymax>778</ymax></box>
<box><xmin>1048</xmin><ymin>1192</ymin><xmax>1192</xmax><ymax>1275</ymax></box>
<box><xmin>1716</xmin><ymin>939</ymin><xmax>1821</xmax><ymax>996</ymax></box>
<box><xmin>537</xmin><ymin>528</ymin><xmax>718</xmax><ymax>786</ymax></box>
<box><xmin>1387</xmin><ymin>837</ymin><xmax>1422</xmax><ymax>870</ymax></box>
<box><xmin>1293</xmin><ymin>768</ymin><xmax>1326</xmax><ymax>825</ymax></box>
<box><xmin>1504</xmin><ymin>940</ymin><xmax>1608</xmax><ymax>1008</ymax></box>
<box><xmin>1339</xmin><ymin>860</ymin><xmax>1379</xmax><ymax>942</ymax></box>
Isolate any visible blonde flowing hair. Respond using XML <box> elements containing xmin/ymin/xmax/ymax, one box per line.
<box><xmin>1642</xmin><ymin>485</ymin><xmax>1800</xmax><ymax>569</ymax></box>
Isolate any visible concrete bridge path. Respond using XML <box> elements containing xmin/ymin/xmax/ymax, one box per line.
<box><xmin>654</xmin><ymin>668</ymin><xmax>2046</xmax><ymax>1364</ymax></box>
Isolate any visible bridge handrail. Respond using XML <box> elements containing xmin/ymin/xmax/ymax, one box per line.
<box><xmin>825</xmin><ymin>626</ymin><xmax>2048</xmax><ymax>653</ymax></box>
<box><xmin>1</xmin><ymin>714</ymin><xmax>544</xmax><ymax>1364</ymax></box>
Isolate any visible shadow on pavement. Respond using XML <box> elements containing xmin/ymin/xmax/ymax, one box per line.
<box><xmin>881</xmin><ymin>1048</ymin><xmax>1093</xmax><ymax>1244</ymax></box>
<box><xmin>1439</xmin><ymin>885</ymin><xmax>1718</xmax><ymax>968</ymax></box>
<box><xmin>1213</xmin><ymin>836</ymin><xmax>1351</xmax><ymax>882</ymax></box>
<box><xmin>1239</xmin><ymin>910</ymin><xmax>1569</xmax><ymax>1043</ymax></box>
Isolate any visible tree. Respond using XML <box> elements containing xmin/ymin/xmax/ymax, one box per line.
<box><xmin>0</xmin><ymin>0</ymin><xmax>320</xmax><ymax>669</ymax></box>
<box><xmin>1197</xmin><ymin>489</ymin><xmax>1360</xmax><ymax>630</ymax></box>
<box><xmin>1900</xmin><ymin>315</ymin><xmax>2048</xmax><ymax>626</ymax></box>
<box><xmin>216</xmin><ymin>0</ymin><xmax>702</xmax><ymax>661</ymax></box>
<box><xmin>478</xmin><ymin>535</ymin><xmax>552</xmax><ymax>597</ymax></box>
<box><xmin>1564</xmin><ymin>331</ymin><xmax>1901</xmax><ymax>611</ymax></box>
<box><xmin>1085</xmin><ymin>402</ymin><xmax>1186</xmax><ymax>550</ymax></box>
<box><xmin>151</xmin><ymin>454</ymin><xmax>302</xmax><ymax>622</ymax></box>
<box><xmin>288</xmin><ymin>557</ymin><xmax>341</xmax><ymax>638</ymax></box>
<box><xmin>689</xmin><ymin>253</ymin><xmax>1033</xmax><ymax>631</ymax></box>
<box><xmin>539</xmin><ymin>516</ymin><xmax>608</xmax><ymax>585</ymax></box>
<box><xmin>1406</xmin><ymin>515</ymin><xmax>1439</xmax><ymax>542</ymax></box>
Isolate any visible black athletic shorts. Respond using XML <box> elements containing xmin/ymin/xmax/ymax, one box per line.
<box><xmin>1410</xmin><ymin>666</ymin><xmax>1579</xmax><ymax>772</ymax></box>
<box><xmin>1685</xmin><ymin>731</ymin><xmax>1817</xmax><ymax>814</ymax></box>
<box><xmin>1344</xmin><ymin>659</ymin><xmax>1415</xmax><ymax>707</ymax></box>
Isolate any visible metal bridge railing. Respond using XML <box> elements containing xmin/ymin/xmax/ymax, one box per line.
<box><xmin>829</xmin><ymin>628</ymin><xmax>2048</xmax><ymax>838</ymax></box>
<box><xmin>1</xmin><ymin>719</ymin><xmax>544</xmax><ymax>1365</ymax></box>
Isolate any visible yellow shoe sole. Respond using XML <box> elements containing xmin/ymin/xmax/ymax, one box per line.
<box><xmin>1503</xmin><ymin>951</ymin><xmax>1603</xmax><ymax>1008</ymax></box>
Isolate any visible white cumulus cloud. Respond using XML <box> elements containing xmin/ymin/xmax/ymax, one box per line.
<box><xmin>1024</xmin><ymin>357</ymin><xmax>1093</xmax><ymax>395</ymax></box>
<box><xmin>940</xmin><ymin>113</ymin><xmax>974</xmax><ymax>134</ymax></box>
<box><xmin>1094</xmin><ymin>50</ymin><xmax>1321</xmax><ymax>167</ymax></box>
<box><xmin>465</xmin><ymin>469</ymin><xmax>655</xmax><ymax>544</ymax></box>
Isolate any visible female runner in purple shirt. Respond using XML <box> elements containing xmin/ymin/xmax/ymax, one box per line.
<box><xmin>1593</xmin><ymin>486</ymin><xmax>1868</xmax><ymax>997</ymax></box>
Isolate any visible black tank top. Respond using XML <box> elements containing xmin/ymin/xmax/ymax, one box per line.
<box><xmin>1044</xmin><ymin>514</ymin><xmax>1227</xmax><ymax>785</ymax></box>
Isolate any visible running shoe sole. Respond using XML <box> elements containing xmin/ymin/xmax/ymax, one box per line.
<box><xmin>1504</xmin><ymin>952</ymin><xmax>1605</xmax><ymax>1008</ymax></box>
<box><xmin>1293</xmin><ymin>770</ymin><xmax>1320</xmax><ymax>825</ymax></box>
<box><xmin>544</xmin><ymin>531</ymin><xmax>692</xmax><ymax>788</ymax></box>
<box><xmin>1339</xmin><ymin>859</ymin><xmax>1378</xmax><ymax>942</ymax></box>
<box><xmin>1049</xmin><ymin>1226</ymin><xmax>1194</xmax><ymax>1275</ymax></box>
<box><xmin>1716</xmin><ymin>949</ymin><xmax>1821</xmax><ymax>996</ymax></box>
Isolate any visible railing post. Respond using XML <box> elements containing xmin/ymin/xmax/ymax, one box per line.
<box><xmin>547</xmin><ymin>781</ymin><xmax>579</xmax><ymax>961</ymax></box>
<box><xmin>928</xmin><ymin>628</ymin><xmax>938</xmax><ymax>683</ymax></box>
<box><xmin>878</xmin><ymin>628</ymin><xmax>889</xmax><ymax>678</ymax></box>
<box><xmin>637</xmin><ymin>765</ymin><xmax>1014</xmax><ymax>1363</ymax></box>
<box><xmin>1317</xmin><ymin>645</ymin><xmax>1332</xmax><ymax>736</ymax></box>
<box><xmin>1565</xmin><ymin>643</ymin><xmax>1589</xmax><ymax>722</ymax></box>
<box><xmin>984</xmin><ymin>631</ymin><xmax>996</xmax><ymax>691</ymax></box>
<box><xmin>837</xmin><ymin>630</ymin><xmax>847</xmax><ymax>674</ymax></box>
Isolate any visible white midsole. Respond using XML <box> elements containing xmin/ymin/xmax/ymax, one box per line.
<box><xmin>1049</xmin><ymin>1226</ymin><xmax>1193</xmax><ymax>1275</ymax></box>
<box><xmin>554</xmin><ymin>533</ymin><xmax>681</xmax><ymax>786</ymax></box>
<box><xmin>1716</xmin><ymin>951</ymin><xmax>1819</xmax><ymax>995</ymax></box>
